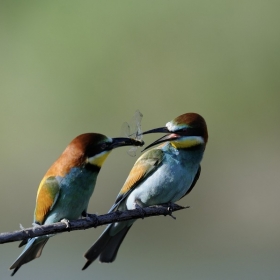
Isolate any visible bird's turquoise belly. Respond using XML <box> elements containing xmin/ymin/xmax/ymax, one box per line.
<box><xmin>44</xmin><ymin>168</ymin><xmax>97</xmax><ymax>224</ymax></box>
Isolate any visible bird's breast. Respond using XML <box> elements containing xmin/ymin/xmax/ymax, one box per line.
<box><xmin>126</xmin><ymin>150</ymin><xmax>201</xmax><ymax>209</ymax></box>
<box><xmin>44</xmin><ymin>167</ymin><xmax>98</xmax><ymax>224</ymax></box>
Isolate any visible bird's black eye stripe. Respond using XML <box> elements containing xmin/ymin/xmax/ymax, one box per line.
<box><xmin>177</xmin><ymin>127</ymin><xmax>203</xmax><ymax>137</ymax></box>
<box><xmin>85</xmin><ymin>143</ymin><xmax>110</xmax><ymax>158</ymax></box>
<box><xmin>178</xmin><ymin>127</ymin><xmax>188</xmax><ymax>132</ymax></box>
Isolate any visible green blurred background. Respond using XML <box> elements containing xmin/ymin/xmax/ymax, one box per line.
<box><xmin>1</xmin><ymin>1</ymin><xmax>279</xmax><ymax>279</ymax></box>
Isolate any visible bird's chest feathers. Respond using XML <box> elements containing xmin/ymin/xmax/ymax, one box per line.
<box><xmin>60</xmin><ymin>167</ymin><xmax>98</xmax><ymax>197</ymax></box>
<box><xmin>51</xmin><ymin>168</ymin><xmax>97</xmax><ymax>218</ymax></box>
<box><xmin>154</xmin><ymin>152</ymin><xmax>196</xmax><ymax>192</ymax></box>
<box><xmin>127</xmin><ymin>149</ymin><xmax>201</xmax><ymax>207</ymax></box>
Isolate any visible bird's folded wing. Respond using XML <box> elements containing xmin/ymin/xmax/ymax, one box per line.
<box><xmin>34</xmin><ymin>176</ymin><xmax>60</xmax><ymax>224</ymax></box>
<box><xmin>109</xmin><ymin>148</ymin><xmax>164</xmax><ymax>212</ymax></box>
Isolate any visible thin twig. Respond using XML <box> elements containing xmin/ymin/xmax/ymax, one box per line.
<box><xmin>0</xmin><ymin>204</ymin><xmax>189</xmax><ymax>244</ymax></box>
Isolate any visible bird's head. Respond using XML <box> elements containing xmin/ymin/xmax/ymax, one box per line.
<box><xmin>70</xmin><ymin>133</ymin><xmax>144</xmax><ymax>168</ymax></box>
<box><xmin>51</xmin><ymin>133</ymin><xmax>144</xmax><ymax>176</ymax></box>
<box><xmin>142</xmin><ymin>113</ymin><xmax>208</xmax><ymax>151</ymax></box>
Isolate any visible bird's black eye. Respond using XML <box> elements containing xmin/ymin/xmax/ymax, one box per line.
<box><xmin>100</xmin><ymin>143</ymin><xmax>108</xmax><ymax>150</ymax></box>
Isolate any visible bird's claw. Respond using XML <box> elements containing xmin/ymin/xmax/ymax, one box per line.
<box><xmin>161</xmin><ymin>202</ymin><xmax>179</xmax><ymax>220</ymax></box>
<box><xmin>61</xmin><ymin>218</ymin><xmax>71</xmax><ymax>229</ymax></box>
<box><xmin>168</xmin><ymin>212</ymin><xmax>176</xmax><ymax>220</ymax></box>
<box><xmin>81</xmin><ymin>210</ymin><xmax>88</xmax><ymax>218</ymax></box>
<box><xmin>31</xmin><ymin>223</ymin><xmax>41</xmax><ymax>229</ymax></box>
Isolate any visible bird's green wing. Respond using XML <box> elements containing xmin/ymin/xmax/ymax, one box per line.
<box><xmin>34</xmin><ymin>176</ymin><xmax>60</xmax><ymax>224</ymax></box>
<box><xmin>109</xmin><ymin>148</ymin><xmax>164</xmax><ymax>212</ymax></box>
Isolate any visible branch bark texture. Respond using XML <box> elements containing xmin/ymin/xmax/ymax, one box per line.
<box><xmin>0</xmin><ymin>204</ymin><xmax>188</xmax><ymax>245</ymax></box>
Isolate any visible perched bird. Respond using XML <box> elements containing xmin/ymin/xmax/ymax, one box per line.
<box><xmin>82</xmin><ymin>112</ymin><xmax>208</xmax><ymax>269</ymax></box>
<box><xmin>10</xmin><ymin>133</ymin><xmax>143</xmax><ymax>276</ymax></box>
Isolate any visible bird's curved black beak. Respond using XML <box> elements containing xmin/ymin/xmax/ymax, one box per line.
<box><xmin>142</xmin><ymin>127</ymin><xmax>170</xmax><ymax>135</ymax></box>
<box><xmin>141</xmin><ymin>127</ymin><xmax>179</xmax><ymax>152</ymax></box>
<box><xmin>111</xmin><ymin>137</ymin><xmax>144</xmax><ymax>149</ymax></box>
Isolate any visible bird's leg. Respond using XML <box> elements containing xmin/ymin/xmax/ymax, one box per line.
<box><xmin>133</xmin><ymin>199</ymin><xmax>146</xmax><ymax>219</ymax></box>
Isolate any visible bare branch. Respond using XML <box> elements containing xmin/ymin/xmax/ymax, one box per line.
<box><xmin>0</xmin><ymin>204</ymin><xmax>188</xmax><ymax>244</ymax></box>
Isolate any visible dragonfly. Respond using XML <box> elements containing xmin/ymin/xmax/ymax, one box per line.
<box><xmin>121</xmin><ymin>110</ymin><xmax>144</xmax><ymax>156</ymax></box>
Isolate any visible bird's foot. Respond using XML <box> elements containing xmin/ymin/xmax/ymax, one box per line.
<box><xmin>31</xmin><ymin>222</ymin><xmax>42</xmax><ymax>228</ymax></box>
<box><xmin>161</xmin><ymin>202</ymin><xmax>180</xmax><ymax>220</ymax></box>
<box><xmin>81</xmin><ymin>211</ymin><xmax>95</xmax><ymax>220</ymax></box>
<box><xmin>81</xmin><ymin>210</ymin><xmax>88</xmax><ymax>218</ymax></box>
<box><xmin>61</xmin><ymin>218</ymin><xmax>71</xmax><ymax>229</ymax></box>
<box><xmin>31</xmin><ymin>222</ymin><xmax>44</xmax><ymax>234</ymax></box>
<box><xmin>133</xmin><ymin>201</ymin><xmax>146</xmax><ymax>219</ymax></box>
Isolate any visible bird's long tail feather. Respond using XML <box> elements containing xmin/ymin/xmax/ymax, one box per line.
<box><xmin>10</xmin><ymin>236</ymin><xmax>49</xmax><ymax>276</ymax></box>
<box><xmin>82</xmin><ymin>224</ymin><xmax>132</xmax><ymax>270</ymax></box>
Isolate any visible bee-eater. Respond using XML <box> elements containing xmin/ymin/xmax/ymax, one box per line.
<box><xmin>10</xmin><ymin>133</ymin><xmax>143</xmax><ymax>276</ymax></box>
<box><xmin>82</xmin><ymin>113</ymin><xmax>208</xmax><ymax>270</ymax></box>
